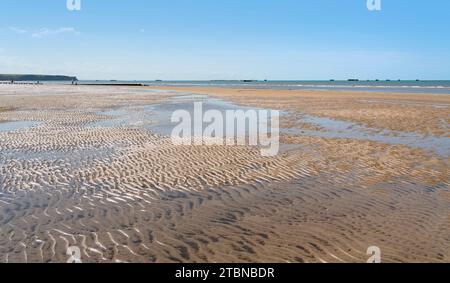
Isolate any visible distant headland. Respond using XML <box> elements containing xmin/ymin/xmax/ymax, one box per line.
<box><xmin>0</xmin><ymin>74</ymin><xmax>78</xmax><ymax>82</ymax></box>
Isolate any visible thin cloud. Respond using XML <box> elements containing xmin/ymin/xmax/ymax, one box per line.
<box><xmin>32</xmin><ymin>27</ymin><xmax>80</xmax><ymax>38</ymax></box>
<box><xmin>7</xmin><ymin>27</ymin><xmax>80</xmax><ymax>38</ymax></box>
<box><xmin>9</xmin><ymin>27</ymin><xmax>27</xmax><ymax>34</ymax></box>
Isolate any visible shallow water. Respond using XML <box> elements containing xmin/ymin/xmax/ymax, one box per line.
<box><xmin>0</xmin><ymin>121</ymin><xmax>42</xmax><ymax>132</ymax></box>
<box><xmin>95</xmin><ymin>94</ymin><xmax>278</xmax><ymax>138</ymax></box>
<box><xmin>94</xmin><ymin>107</ymin><xmax>154</xmax><ymax>128</ymax></box>
<box><xmin>0</xmin><ymin>147</ymin><xmax>115</xmax><ymax>163</ymax></box>
<box><xmin>92</xmin><ymin>95</ymin><xmax>449</xmax><ymax>157</ymax></box>
<box><xmin>285</xmin><ymin>115</ymin><xmax>450</xmax><ymax>157</ymax></box>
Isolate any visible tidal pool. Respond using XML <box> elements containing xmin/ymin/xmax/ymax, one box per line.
<box><xmin>0</xmin><ymin>121</ymin><xmax>42</xmax><ymax>133</ymax></box>
<box><xmin>285</xmin><ymin>115</ymin><xmax>450</xmax><ymax>157</ymax></box>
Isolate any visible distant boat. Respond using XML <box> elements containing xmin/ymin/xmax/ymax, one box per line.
<box><xmin>241</xmin><ymin>80</ymin><xmax>257</xmax><ymax>83</ymax></box>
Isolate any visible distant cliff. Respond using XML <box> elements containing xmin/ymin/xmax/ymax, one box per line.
<box><xmin>0</xmin><ymin>74</ymin><xmax>78</xmax><ymax>81</ymax></box>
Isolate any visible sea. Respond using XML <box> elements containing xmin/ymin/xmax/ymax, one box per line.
<box><xmin>12</xmin><ymin>80</ymin><xmax>450</xmax><ymax>94</ymax></box>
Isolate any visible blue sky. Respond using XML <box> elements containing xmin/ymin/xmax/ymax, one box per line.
<box><xmin>0</xmin><ymin>0</ymin><xmax>449</xmax><ymax>80</ymax></box>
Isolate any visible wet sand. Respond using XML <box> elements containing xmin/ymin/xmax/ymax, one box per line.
<box><xmin>0</xmin><ymin>84</ymin><xmax>449</xmax><ymax>263</ymax></box>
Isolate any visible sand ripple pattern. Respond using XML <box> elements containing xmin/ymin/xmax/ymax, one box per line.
<box><xmin>1</xmin><ymin>85</ymin><xmax>449</xmax><ymax>263</ymax></box>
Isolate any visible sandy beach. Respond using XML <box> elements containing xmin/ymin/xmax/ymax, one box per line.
<box><xmin>0</xmin><ymin>84</ymin><xmax>449</xmax><ymax>263</ymax></box>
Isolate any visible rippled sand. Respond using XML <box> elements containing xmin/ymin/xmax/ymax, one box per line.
<box><xmin>0</xmin><ymin>84</ymin><xmax>449</xmax><ymax>263</ymax></box>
